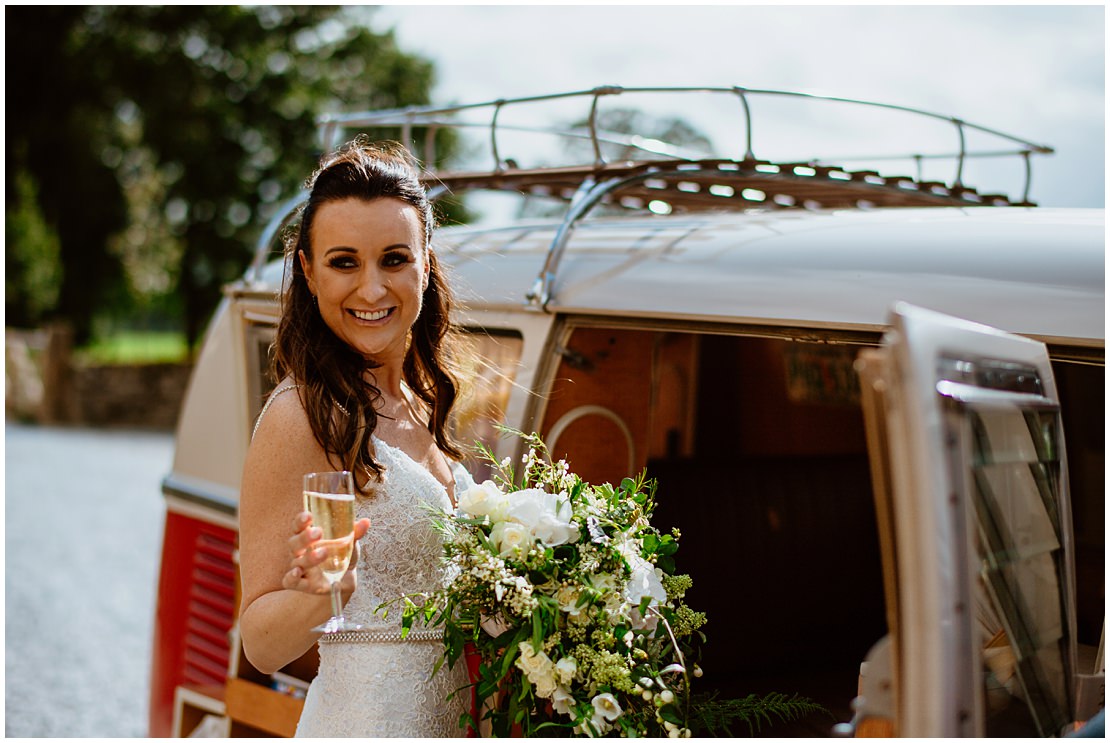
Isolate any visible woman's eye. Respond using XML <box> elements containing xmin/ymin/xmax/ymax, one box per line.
<box><xmin>382</xmin><ymin>252</ymin><xmax>411</xmax><ymax>268</ymax></box>
<box><xmin>328</xmin><ymin>256</ymin><xmax>357</xmax><ymax>269</ymax></box>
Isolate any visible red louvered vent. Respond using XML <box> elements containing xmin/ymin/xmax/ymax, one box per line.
<box><xmin>182</xmin><ymin>531</ymin><xmax>237</xmax><ymax>687</ymax></box>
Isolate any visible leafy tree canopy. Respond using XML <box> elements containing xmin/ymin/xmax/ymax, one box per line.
<box><xmin>6</xmin><ymin>6</ymin><xmax>453</xmax><ymax>346</ymax></box>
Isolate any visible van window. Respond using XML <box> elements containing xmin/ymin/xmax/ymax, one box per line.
<box><xmin>453</xmin><ymin>328</ymin><xmax>525</xmax><ymax>481</ymax></box>
<box><xmin>245</xmin><ymin>319</ymin><xmax>278</xmax><ymax>431</ymax></box>
<box><xmin>937</xmin><ymin>359</ymin><xmax>1072</xmax><ymax>736</ymax></box>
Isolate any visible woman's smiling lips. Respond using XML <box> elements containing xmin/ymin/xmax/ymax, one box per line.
<box><xmin>350</xmin><ymin>307</ymin><xmax>394</xmax><ymax>323</ymax></box>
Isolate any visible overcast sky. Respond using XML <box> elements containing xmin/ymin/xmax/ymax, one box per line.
<box><xmin>357</xmin><ymin>4</ymin><xmax>1104</xmax><ymax>209</ymax></box>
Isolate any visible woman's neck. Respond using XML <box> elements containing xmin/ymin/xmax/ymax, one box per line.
<box><xmin>365</xmin><ymin>364</ymin><xmax>405</xmax><ymax>399</ymax></box>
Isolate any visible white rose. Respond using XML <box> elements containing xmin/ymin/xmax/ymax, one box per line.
<box><xmin>516</xmin><ymin>642</ymin><xmax>547</xmax><ymax>677</ymax></box>
<box><xmin>515</xmin><ymin>643</ymin><xmax>557</xmax><ymax>698</ymax></box>
<box><xmin>490</xmin><ymin>521</ymin><xmax>533</xmax><ymax>557</ymax></box>
<box><xmin>458</xmin><ymin>479</ymin><xmax>509</xmax><ymax>519</ymax></box>
<box><xmin>506</xmin><ymin>488</ymin><xmax>580</xmax><ymax>547</ymax></box>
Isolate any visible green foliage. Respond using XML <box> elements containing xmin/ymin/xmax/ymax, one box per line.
<box><xmin>75</xmin><ymin>331</ymin><xmax>190</xmax><ymax>365</ymax></box>
<box><xmin>689</xmin><ymin>691</ymin><xmax>831</xmax><ymax>736</ymax></box>
<box><xmin>5</xmin><ymin>170</ymin><xmax>62</xmax><ymax>326</ymax></box>
<box><xmin>6</xmin><ymin>6</ymin><xmax>456</xmax><ymax>346</ymax></box>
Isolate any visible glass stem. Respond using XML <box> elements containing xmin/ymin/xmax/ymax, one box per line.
<box><xmin>329</xmin><ymin>581</ymin><xmax>344</xmax><ymax>624</ymax></box>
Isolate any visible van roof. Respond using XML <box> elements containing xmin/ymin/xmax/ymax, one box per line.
<box><xmin>243</xmin><ymin>88</ymin><xmax>1099</xmax><ymax>354</ymax></box>
<box><xmin>433</xmin><ymin>205</ymin><xmax>1103</xmax><ymax>350</ymax></box>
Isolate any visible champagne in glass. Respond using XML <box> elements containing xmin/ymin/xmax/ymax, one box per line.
<box><xmin>303</xmin><ymin>471</ymin><xmax>363</xmax><ymax>633</ymax></box>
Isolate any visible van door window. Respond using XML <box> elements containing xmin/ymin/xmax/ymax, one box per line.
<box><xmin>938</xmin><ymin>357</ymin><xmax>1072</xmax><ymax>736</ymax></box>
<box><xmin>453</xmin><ymin>328</ymin><xmax>524</xmax><ymax>481</ymax></box>
<box><xmin>245</xmin><ymin>319</ymin><xmax>277</xmax><ymax>431</ymax></box>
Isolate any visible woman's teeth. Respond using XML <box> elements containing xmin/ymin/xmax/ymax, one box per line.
<box><xmin>353</xmin><ymin>308</ymin><xmax>391</xmax><ymax>321</ymax></box>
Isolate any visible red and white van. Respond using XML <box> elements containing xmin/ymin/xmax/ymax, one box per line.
<box><xmin>150</xmin><ymin>87</ymin><xmax>1104</xmax><ymax>737</ymax></box>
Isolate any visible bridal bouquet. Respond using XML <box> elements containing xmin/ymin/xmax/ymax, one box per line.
<box><xmin>396</xmin><ymin>429</ymin><xmax>706</xmax><ymax>737</ymax></box>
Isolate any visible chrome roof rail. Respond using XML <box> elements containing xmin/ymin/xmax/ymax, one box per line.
<box><xmin>316</xmin><ymin>85</ymin><xmax>1053</xmax><ymax>187</ymax></box>
<box><xmin>245</xmin><ymin>192</ymin><xmax>306</xmax><ymax>288</ymax></box>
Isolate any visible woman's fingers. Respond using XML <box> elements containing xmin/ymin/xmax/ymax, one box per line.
<box><xmin>282</xmin><ymin>557</ymin><xmax>330</xmax><ymax>594</ymax></box>
<box><xmin>288</xmin><ymin>514</ymin><xmax>321</xmax><ymax>557</ymax></box>
<box><xmin>354</xmin><ymin>517</ymin><xmax>371</xmax><ymax>539</ymax></box>
<box><xmin>284</xmin><ymin>513</ymin><xmax>368</xmax><ymax>595</ymax></box>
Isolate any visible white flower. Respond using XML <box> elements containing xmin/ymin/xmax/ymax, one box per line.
<box><xmin>659</xmin><ymin>689</ymin><xmax>675</xmax><ymax>704</ymax></box>
<box><xmin>591</xmin><ymin>692</ymin><xmax>622</xmax><ymax>730</ymax></box>
<box><xmin>554</xmin><ymin>656</ymin><xmax>577</xmax><ymax>684</ymax></box>
<box><xmin>516</xmin><ymin>642</ymin><xmax>557</xmax><ymax>699</ymax></box>
<box><xmin>534</xmin><ymin>671</ymin><xmax>557</xmax><ymax>698</ymax></box>
<box><xmin>623</xmin><ymin>557</ymin><xmax>667</xmax><ymax>630</ymax></box>
<box><xmin>556</xmin><ymin>584</ymin><xmax>586</xmax><ymax>616</ymax></box>
<box><xmin>505</xmin><ymin>488</ymin><xmax>580</xmax><ymax>546</ymax></box>
<box><xmin>552</xmin><ymin>684</ymin><xmax>576</xmax><ymax>716</ymax></box>
<box><xmin>458</xmin><ymin>479</ymin><xmax>510</xmax><ymax>520</ymax></box>
<box><xmin>490</xmin><ymin>520</ymin><xmax>533</xmax><ymax>557</ymax></box>
<box><xmin>588</xmin><ymin>572</ymin><xmax>619</xmax><ymax>593</ymax></box>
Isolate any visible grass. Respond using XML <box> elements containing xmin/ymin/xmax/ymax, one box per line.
<box><xmin>77</xmin><ymin>331</ymin><xmax>190</xmax><ymax>365</ymax></box>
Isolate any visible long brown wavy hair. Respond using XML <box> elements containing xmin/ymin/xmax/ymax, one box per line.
<box><xmin>273</xmin><ymin>138</ymin><xmax>462</xmax><ymax>489</ymax></box>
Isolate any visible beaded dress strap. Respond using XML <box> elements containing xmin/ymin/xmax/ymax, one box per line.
<box><xmin>251</xmin><ymin>383</ymin><xmax>303</xmax><ymax>441</ymax></box>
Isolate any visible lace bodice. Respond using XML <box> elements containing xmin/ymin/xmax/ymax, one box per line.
<box><xmin>343</xmin><ymin>435</ymin><xmax>471</xmax><ymax>630</ymax></box>
<box><xmin>296</xmin><ymin>435</ymin><xmax>475</xmax><ymax>738</ymax></box>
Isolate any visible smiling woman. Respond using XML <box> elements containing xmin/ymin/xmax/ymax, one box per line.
<box><xmin>236</xmin><ymin>138</ymin><xmax>477</xmax><ymax>737</ymax></box>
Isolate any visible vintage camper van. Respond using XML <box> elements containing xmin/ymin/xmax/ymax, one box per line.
<box><xmin>150</xmin><ymin>87</ymin><xmax>1104</xmax><ymax>737</ymax></box>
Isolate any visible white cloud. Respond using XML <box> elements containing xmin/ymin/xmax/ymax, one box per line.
<box><xmin>361</xmin><ymin>4</ymin><xmax>1104</xmax><ymax>207</ymax></box>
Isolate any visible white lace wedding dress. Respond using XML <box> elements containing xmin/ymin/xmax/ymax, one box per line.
<box><xmin>294</xmin><ymin>435</ymin><xmax>474</xmax><ymax>738</ymax></box>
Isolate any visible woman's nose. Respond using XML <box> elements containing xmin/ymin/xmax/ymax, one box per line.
<box><xmin>356</xmin><ymin>268</ymin><xmax>389</xmax><ymax>303</ymax></box>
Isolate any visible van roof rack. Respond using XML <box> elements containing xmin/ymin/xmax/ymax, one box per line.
<box><xmin>317</xmin><ymin>85</ymin><xmax>1053</xmax><ymax>210</ymax></box>
<box><xmin>246</xmin><ymin>86</ymin><xmax>1054</xmax><ymax>297</ymax></box>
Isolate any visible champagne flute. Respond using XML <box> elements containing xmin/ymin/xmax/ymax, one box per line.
<box><xmin>303</xmin><ymin>471</ymin><xmax>363</xmax><ymax>633</ymax></box>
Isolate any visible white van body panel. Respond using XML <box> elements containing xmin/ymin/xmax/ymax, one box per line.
<box><xmin>439</xmin><ymin>207</ymin><xmax>1104</xmax><ymax>345</ymax></box>
<box><xmin>171</xmin><ymin>297</ymin><xmax>248</xmax><ymax>505</ymax></box>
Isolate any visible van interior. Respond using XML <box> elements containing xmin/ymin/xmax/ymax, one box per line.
<box><xmin>538</xmin><ymin>324</ymin><xmax>1104</xmax><ymax>737</ymax></box>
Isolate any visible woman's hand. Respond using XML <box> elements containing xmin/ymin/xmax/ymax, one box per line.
<box><xmin>281</xmin><ymin>511</ymin><xmax>371</xmax><ymax>596</ymax></box>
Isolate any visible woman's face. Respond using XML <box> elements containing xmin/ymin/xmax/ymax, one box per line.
<box><xmin>299</xmin><ymin>197</ymin><xmax>429</xmax><ymax>367</ymax></box>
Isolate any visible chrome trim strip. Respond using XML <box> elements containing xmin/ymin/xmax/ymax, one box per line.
<box><xmin>162</xmin><ymin>473</ymin><xmax>239</xmax><ymax>516</ymax></box>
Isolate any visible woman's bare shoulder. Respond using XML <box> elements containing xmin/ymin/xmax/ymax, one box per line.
<box><xmin>247</xmin><ymin>382</ymin><xmax>320</xmax><ymax>474</ymax></box>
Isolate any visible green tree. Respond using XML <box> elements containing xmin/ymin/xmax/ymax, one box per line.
<box><xmin>6</xmin><ymin>6</ymin><xmax>454</xmax><ymax>347</ymax></box>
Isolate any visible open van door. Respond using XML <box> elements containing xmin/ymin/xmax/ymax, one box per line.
<box><xmin>853</xmin><ymin>303</ymin><xmax>1100</xmax><ymax>737</ymax></box>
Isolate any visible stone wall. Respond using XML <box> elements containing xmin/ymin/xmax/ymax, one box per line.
<box><xmin>73</xmin><ymin>362</ymin><xmax>193</xmax><ymax>430</ymax></box>
<box><xmin>6</xmin><ymin>327</ymin><xmax>193</xmax><ymax>430</ymax></box>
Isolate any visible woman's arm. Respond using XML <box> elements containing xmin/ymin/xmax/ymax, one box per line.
<box><xmin>237</xmin><ymin>388</ymin><xmax>368</xmax><ymax>674</ymax></box>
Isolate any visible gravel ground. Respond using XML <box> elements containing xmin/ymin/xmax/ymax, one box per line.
<box><xmin>5</xmin><ymin>422</ymin><xmax>174</xmax><ymax>737</ymax></box>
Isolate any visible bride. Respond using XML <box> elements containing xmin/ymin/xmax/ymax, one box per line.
<box><xmin>238</xmin><ymin>139</ymin><xmax>473</xmax><ymax>737</ymax></box>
